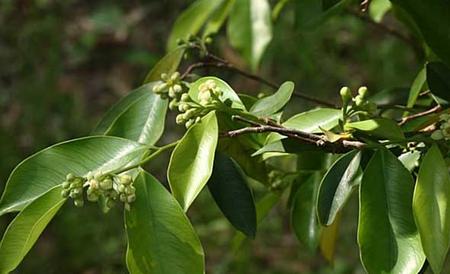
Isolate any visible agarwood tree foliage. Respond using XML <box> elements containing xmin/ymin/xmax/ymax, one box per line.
<box><xmin>1</xmin><ymin>0</ymin><xmax>450</xmax><ymax>273</ymax></box>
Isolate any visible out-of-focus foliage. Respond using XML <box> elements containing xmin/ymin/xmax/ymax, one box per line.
<box><xmin>0</xmin><ymin>0</ymin><xmax>422</xmax><ymax>273</ymax></box>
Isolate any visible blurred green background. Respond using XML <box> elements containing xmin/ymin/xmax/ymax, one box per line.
<box><xmin>0</xmin><ymin>0</ymin><xmax>419</xmax><ymax>273</ymax></box>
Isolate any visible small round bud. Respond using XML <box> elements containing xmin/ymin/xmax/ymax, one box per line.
<box><xmin>176</xmin><ymin>114</ymin><xmax>185</xmax><ymax>124</ymax></box>
<box><xmin>204</xmin><ymin>37</ymin><xmax>213</xmax><ymax>44</ymax></box>
<box><xmin>62</xmin><ymin>181</ymin><xmax>70</xmax><ymax>189</ymax></box>
<box><xmin>339</xmin><ymin>87</ymin><xmax>352</xmax><ymax>100</ymax></box>
<box><xmin>117</xmin><ymin>184</ymin><xmax>126</xmax><ymax>193</ymax></box>
<box><xmin>120</xmin><ymin>175</ymin><xmax>132</xmax><ymax>185</ymax></box>
<box><xmin>358</xmin><ymin>86</ymin><xmax>368</xmax><ymax>98</ymax></box>
<box><xmin>184</xmin><ymin>109</ymin><xmax>196</xmax><ymax>120</ymax></box>
<box><xmin>125</xmin><ymin>185</ymin><xmax>136</xmax><ymax>195</ymax></box>
<box><xmin>173</xmin><ymin>84</ymin><xmax>183</xmax><ymax>94</ymax></box>
<box><xmin>185</xmin><ymin>119</ymin><xmax>194</xmax><ymax>128</ymax></box>
<box><xmin>89</xmin><ymin>179</ymin><xmax>99</xmax><ymax>190</ymax></box>
<box><xmin>168</xmin><ymin>87</ymin><xmax>176</xmax><ymax>98</ymax></box>
<box><xmin>100</xmin><ymin>178</ymin><xmax>113</xmax><ymax>190</ymax></box>
<box><xmin>195</xmin><ymin>116</ymin><xmax>201</xmax><ymax>123</ymax></box>
<box><xmin>74</xmin><ymin>199</ymin><xmax>84</xmax><ymax>207</ymax></box>
<box><xmin>170</xmin><ymin>72</ymin><xmax>180</xmax><ymax>81</ymax></box>
<box><xmin>69</xmin><ymin>188</ymin><xmax>82</xmax><ymax>198</ymax></box>
<box><xmin>354</xmin><ymin>96</ymin><xmax>364</xmax><ymax>107</ymax></box>
<box><xmin>120</xmin><ymin>193</ymin><xmax>127</xmax><ymax>202</ymax></box>
<box><xmin>127</xmin><ymin>194</ymin><xmax>136</xmax><ymax>203</ymax></box>
<box><xmin>87</xmin><ymin>192</ymin><xmax>99</xmax><ymax>202</ymax></box>
<box><xmin>61</xmin><ymin>189</ymin><xmax>70</xmax><ymax>198</ymax></box>
<box><xmin>161</xmin><ymin>73</ymin><xmax>169</xmax><ymax>81</ymax></box>
<box><xmin>181</xmin><ymin>93</ymin><xmax>189</xmax><ymax>102</ymax></box>
<box><xmin>66</xmin><ymin>173</ymin><xmax>75</xmax><ymax>181</ymax></box>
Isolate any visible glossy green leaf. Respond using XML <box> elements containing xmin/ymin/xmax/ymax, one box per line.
<box><xmin>167</xmin><ymin>0</ymin><xmax>223</xmax><ymax>51</ymax></box>
<box><xmin>208</xmin><ymin>153</ymin><xmax>256</xmax><ymax>237</ymax></box>
<box><xmin>126</xmin><ymin>171</ymin><xmax>204</xmax><ymax>274</ymax></box>
<box><xmin>94</xmin><ymin>82</ymin><xmax>168</xmax><ymax>145</ymax></box>
<box><xmin>291</xmin><ymin>173</ymin><xmax>321</xmax><ymax>252</ymax></box>
<box><xmin>346</xmin><ymin>118</ymin><xmax>405</xmax><ymax>140</ymax></box>
<box><xmin>0</xmin><ymin>186</ymin><xmax>66</xmax><ymax>274</ymax></box>
<box><xmin>358</xmin><ymin>149</ymin><xmax>425</xmax><ymax>274</ymax></box>
<box><xmin>369</xmin><ymin>0</ymin><xmax>392</xmax><ymax>22</ymax></box>
<box><xmin>168</xmin><ymin>112</ymin><xmax>219</xmax><ymax>211</ymax></box>
<box><xmin>265</xmin><ymin>108</ymin><xmax>341</xmax><ymax>144</ymax></box>
<box><xmin>252</xmin><ymin>139</ymin><xmax>320</xmax><ymax>156</ymax></box>
<box><xmin>317</xmin><ymin>150</ymin><xmax>361</xmax><ymax>226</ymax></box>
<box><xmin>427</xmin><ymin>62</ymin><xmax>450</xmax><ymax>102</ymax></box>
<box><xmin>227</xmin><ymin>0</ymin><xmax>273</xmax><ymax>70</ymax></box>
<box><xmin>250</xmin><ymin>81</ymin><xmax>294</xmax><ymax>116</ymax></box>
<box><xmin>406</xmin><ymin>67</ymin><xmax>426</xmax><ymax>108</ymax></box>
<box><xmin>203</xmin><ymin>0</ymin><xmax>236</xmax><ymax>37</ymax></box>
<box><xmin>188</xmin><ymin>76</ymin><xmax>245</xmax><ymax>110</ymax></box>
<box><xmin>0</xmin><ymin>136</ymin><xmax>146</xmax><ymax>215</ymax></box>
<box><xmin>413</xmin><ymin>145</ymin><xmax>450</xmax><ymax>273</ymax></box>
<box><xmin>390</xmin><ymin>0</ymin><xmax>450</xmax><ymax>66</ymax></box>
<box><xmin>319</xmin><ymin>214</ymin><xmax>340</xmax><ymax>264</ymax></box>
<box><xmin>144</xmin><ymin>46</ymin><xmax>186</xmax><ymax>83</ymax></box>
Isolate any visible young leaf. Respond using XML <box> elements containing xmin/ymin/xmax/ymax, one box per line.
<box><xmin>0</xmin><ymin>136</ymin><xmax>146</xmax><ymax>215</ymax></box>
<box><xmin>94</xmin><ymin>82</ymin><xmax>168</xmax><ymax>145</ymax></box>
<box><xmin>250</xmin><ymin>81</ymin><xmax>294</xmax><ymax>116</ymax></box>
<box><xmin>208</xmin><ymin>152</ymin><xmax>256</xmax><ymax>237</ymax></box>
<box><xmin>126</xmin><ymin>171</ymin><xmax>204</xmax><ymax>274</ymax></box>
<box><xmin>188</xmin><ymin>76</ymin><xmax>246</xmax><ymax>110</ymax></box>
<box><xmin>203</xmin><ymin>0</ymin><xmax>236</xmax><ymax>38</ymax></box>
<box><xmin>317</xmin><ymin>150</ymin><xmax>361</xmax><ymax>226</ymax></box>
<box><xmin>227</xmin><ymin>0</ymin><xmax>272</xmax><ymax>71</ymax></box>
<box><xmin>0</xmin><ymin>186</ymin><xmax>66</xmax><ymax>274</ymax></box>
<box><xmin>167</xmin><ymin>0</ymin><xmax>223</xmax><ymax>51</ymax></box>
<box><xmin>358</xmin><ymin>149</ymin><xmax>425</xmax><ymax>274</ymax></box>
<box><xmin>427</xmin><ymin>62</ymin><xmax>450</xmax><ymax>102</ymax></box>
<box><xmin>144</xmin><ymin>46</ymin><xmax>186</xmax><ymax>83</ymax></box>
<box><xmin>391</xmin><ymin>0</ymin><xmax>450</xmax><ymax>66</ymax></box>
<box><xmin>406</xmin><ymin>67</ymin><xmax>426</xmax><ymax>108</ymax></box>
<box><xmin>319</xmin><ymin>214</ymin><xmax>341</xmax><ymax>264</ymax></box>
<box><xmin>413</xmin><ymin>145</ymin><xmax>450</xmax><ymax>273</ymax></box>
<box><xmin>168</xmin><ymin>112</ymin><xmax>219</xmax><ymax>211</ymax></box>
<box><xmin>345</xmin><ymin>118</ymin><xmax>405</xmax><ymax>140</ymax></box>
<box><xmin>291</xmin><ymin>173</ymin><xmax>321</xmax><ymax>252</ymax></box>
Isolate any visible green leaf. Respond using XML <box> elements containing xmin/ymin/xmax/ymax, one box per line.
<box><xmin>189</xmin><ymin>76</ymin><xmax>246</xmax><ymax>110</ymax></box>
<box><xmin>346</xmin><ymin>118</ymin><xmax>405</xmax><ymax>140</ymax></box>
<box><xmin>227</xmin><ymin>0</ymin><xmax>273</xmax><ymax>70</ymax></box>
<box><xmin>250</xmin><ymin>81</ymin><xmax>294</xmax><ymax>116</ymax></box>
<box><xmin>291</xmin><ymin>173</ymin><xmax>321</xmax><ymax>252</ymax></box>
<box><xmin>0</xmin><ymin>186</ymin><xmax>66</xmax><ymax>274</ymax></box>
<box><xmin>0</xmin><ymin>136</ymin><xmax>146</xmax><ymax>215</ymax></box>
<box><xmin>358</xmin><ymin>149</ymin><xmax>425</xmax><ymax>274</ymax></box>
<box><xmin>144</xmin><ymin>46</ymin><xmax>186</xmax><ymax>83</ymax></box>
<box><xmin>208</xmin><ymin>152</ymin><xmax>256</xmax><ymax>237</ymax></box>
<box><xmin>167</xmin><ymin>0</ymin><xmax>223</xmax><ymax>51</ymax></box>
<box><xmin>94</xmin><ymin>82</ymin><xmax>168</xmax><ymax>145</ymax></box>
<box><xmin>369</xmin><ymin>0</ymin><xmax>392</xmax><ymax>22</ymax></box>
<box><xmin>427</xmin><ymin>62</ymin><xmax>450</xmax><ymax>102</ymax></box>
<box><xmin>168</xmin><ymin>112</ymin><xmax>219</xmax><ymax>211</ymax></box>
<box><xmin>317</xmin><ymin>150</ymin><xmax>361</xmax><ymax>226</ymax></box>
<box><xmin>126</xmin><ymin>171</ymin><xmax>204</xmax><ymax>274</ymax></box>
<box><xmin>406</xmin><ymin>67</ymin><xmax>426</xmax><ymax>108</ymax></box>
<box><xmin>413</xmin><ymin>145</ymin><xmax>450</xmax><ymax>273</ymax></box>
<box><xmin>265</xmin><ymin>108</ymin><xmax>341</xmax><ymax>144</ymax></box>
<box><xmin>319</xmin><ymin>214</ymin><xmax>340</xmax><ymax>264</ymax></box>
<box><xmin>203</xmin><ymin>0</ymin><xmax>236</xmax><ymax>37</ymax></box>
<box><xmin>390</xmin><ymin>0</ymin><xmax>450</xmax><ymax>66</ymax></box>
<box><xmin>252</xmin><ymin>138</ymin><xmax>320</xmax><ymax>156</ymax></box>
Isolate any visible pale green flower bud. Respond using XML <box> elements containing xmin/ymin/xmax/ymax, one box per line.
<box><xmin>161</xmin><ymin>73</ymin><xmax>169</xmax><ymax>81</ymax></box>
<box><xmin>170</xmin><ymin>72</ymin><xmax>180</xmax><ymax>81</ymax></box>
<box><xmin>340</xmin><ymin>87</ymin><xmax>352</xmax><ymax>101</ymax></box>
<box><xmin>127</xmin><ymin>194</ymin><xmax>136</xmax><ymax>203</ymax></box>
<box><xmin>125</xmin><ymin>185</ymin><xmax>135</xmax><ymax>195</ymax></box>
<box><xmin>195</xmin><ymin>116</ymin><xmax>201</xmax><ymax>123</ymax></box>
<box><xmin>89</xmin><ymin>179</ymin><xmax>99</xmax><ymax>190</ymax></box>
<box><xmin>100</xmin><ymin>178</ymin><xmax>113</xmax><ymax>190</ymax></box>
<box><xmin>176</xmin><ymin>114</ymin><xmax>185</xmax><ymax>124</ymax></box>
<box><xmin>181</xmin><ymin>93</ymin><xmax>189</xmax><ymax>102</ymax></box>
<box><xmin>119</xmin><ymin>175</ymin><xmax>132</xmax><ymax>185</ymax></box>
<box><xmin>358</xmin><ymin>86</ymin><xmax>368</xmax><ymax>98</ymax></box>
<box><xmin>184</xmin><ymin>109</ymin><xmax>196</xmax><ymax>120</ymax></box>
<box><xmin>62</xmin><ymin>181</ymin><xmax>70</xmax><ymax>189</ymax></box>
<box><xmin>61</xmin><ymin>189</ymin><xmax>70</xmax><ymax>198</ymax></box>
<box><xmin>173</xmin><ymin>84</ymin><xmax>183</xmax><ymax>94</ymax></box>
<box><xmin>66</xmin><ymin>173</ymin><xmax>75</xmax><ymax>181</ymax></box>
<box><xmin>168</xmin><ymin>87</ymin><xmax>176</xmax><ymax>98</ymax></box>
<box><xmin>185</xmin><ymin>119</ymin><xmax>194</xmax><ymax>128</ymax></box>
<box><xmin>120</xmin><ymin>193</ymin><xmax>127</xmax><ymax>202</ymax></box>
<box><xmin>169</xmin><ymin>99</ymin><xmax>179</xmax><ymax>110</ymax></box>
<box><xmin>354</xmin><ymin>96</ymin><xmax>364</xmax><ymax>107</ymax></box>
<box><xmin>87</xmin><ymin>192</ymin><xmax>99</xmax><ymax>202</ymax></box>
<box><xmin>74</xmin><ymin>199</ymin><xmax>84</xmax><ymax>207</ymax></box>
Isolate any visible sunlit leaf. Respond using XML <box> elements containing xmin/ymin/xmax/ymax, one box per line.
<box><xmin>346</xmin><ymin>118</ymin><xmax>405</xmax><ymax>140</ymax></box>
<box><xmin>250</xmin><ymin>81</ymin><xmax>294</xmax><ymax>116</ymax></box>
<box><xmin>126</xmin><ymin>171</ymin><xmax>204</xmax><ymax>274</ymax></box>
<box><xmin>144</xmin><ymin>46</ymin><xmax>186</xmax><ymax>83</ymax></box>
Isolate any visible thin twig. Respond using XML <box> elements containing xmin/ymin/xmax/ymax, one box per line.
<box><xmin>347</xmin><ymin>8</ymin><xmax>421</xmax><ymax>55</ymax></box>
<box><xmin>182</xmin><ymin>61</ymin><xmax>337</xmax><ymax>108</ymax></box>
<box><xmin>399</xmin><ymin>105</ymin><xmax>442</xmax><ymax>126</ymax></box>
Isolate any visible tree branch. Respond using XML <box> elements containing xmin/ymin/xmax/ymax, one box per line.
<box><xmin>182</xmin><ymin>61</ymin><xmax>338</xmax><ymax>108</ymax></box>
<box><xmin>399</xmin><ymin>105</ymin><xmax>442</xmax><ymax>126</ymax></box>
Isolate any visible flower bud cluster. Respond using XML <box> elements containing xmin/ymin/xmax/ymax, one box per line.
<box><xmin>61</xmin><ymin>172</ymin><xmax>136</xmax><ymax>210</ymax></box>
<box><xmin>152</xmin><ymin>72</ymin><xmax>184</xmax><ymax>101</ymax></box>
<box><xmin>431</xmin><ymin>114</ymin><xmax>450</xmax><ymax>141</ymax></box>
<box><xmin>353</xmin><ymin>86</ymin><xmax>377</xmax><ymax>114</ymax></box>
